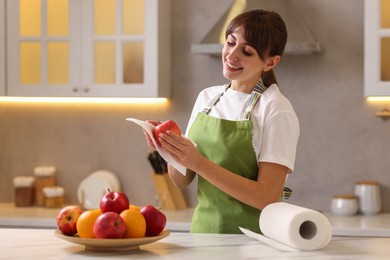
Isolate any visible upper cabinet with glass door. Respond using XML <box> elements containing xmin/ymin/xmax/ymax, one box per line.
<box><xmin>6</xmin><ymin>0</ymin><xmax>170</xmax><ymax>97</ymax></box>
<box><xmin>365</xmin><ymin>0</ymin><xmax>390</xmax><ymax>96</ymax></box>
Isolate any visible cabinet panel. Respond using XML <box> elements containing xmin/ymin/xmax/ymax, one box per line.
<box><xmin>47</xmin><ymin>0</ymin><xmax>69</xmax><ymax>36</ymax></box>
<box><xmin>123</xmin><ymin>41</ymin><xmax>144</xmax><ymax>84</ymax></box>
<box><xmin>381</xmin><ymin>0</ymin><xmax>390</xmax><ymax>28</ymax></box>
<box><xmin>47</xmin><ymin>42</ymin><xmax>69</xmax><ymax>84</ymax></box>
<box><xmin>94</xmin><ymin>0</ymin><xmax>116</xmax><ymax>35</ymax></box>
<box><xmin>95</xmin><ymin>42</ymin><xmax>116</xmax><ymax>84</ymax></box>
<box><xmin>381</xmin><ymin>37</ymin><xmax>390</xmax><ymax>81</ymax></box>
<box><xmin>20</xmin><ymin>43</ymin><xmax>41</xmax><ymax>84</ymax></box>
<box><xmin>20</xmin><ymin>0</ymin><xmax>41</xmax><ymax>36</ymax></box>
<box><xmin>122</xmin><ymin>0</ymin><xmax>144</xmax><ymax>35</ymax></box>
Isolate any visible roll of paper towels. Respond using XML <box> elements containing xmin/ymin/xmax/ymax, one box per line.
<box><xmin>240</xmin><ymin>202</ymin><xmax>332</xmax><ymax>251</ymax></box>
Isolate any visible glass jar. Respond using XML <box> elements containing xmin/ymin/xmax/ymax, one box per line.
<box><xmin>13</xmin><ymin>176</ymin><xmax>35</xmax><ymax>207</ymax></box>
<box><xmin>34</xmin><ymin>166</ymin><xmax>56</xmax><ymax>206</ymax></box>
<box><xmin>43</xmin><ymin>186</ymin><xmax>64</xmax><ymax>208</ymax></box>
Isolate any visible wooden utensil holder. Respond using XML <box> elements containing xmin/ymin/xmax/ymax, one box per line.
<box><xmin>151</xmin><ymin>173</ymin><xmax>187</xmax><ymax>210</ymax></box>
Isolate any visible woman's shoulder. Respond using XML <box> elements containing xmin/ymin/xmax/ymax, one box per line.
<box><xmin>263</xmin><ymin>84</ymin><xmax>294</xmax><ymax>110</ymax></box>
<box><xmin>198</xmin><ymin>84</ymin><xmax>227</xmax><ymax>96</ymax></box>
<box><xmin>196</xmin><ymin>84</ymin><xmax>227</xmax><ymax>102</ymax></box>
<box><xmin>256</xmin><ymin>84</ymin><xmax>298</xmax><ymax>122</ymax></box>
<box><xmin>191</xmin><ymin>84</ymin><xmax>227</xmax><ymax>113</ymax></box>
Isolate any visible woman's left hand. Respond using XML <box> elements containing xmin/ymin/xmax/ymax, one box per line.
<box><xmin>157</xmin><ymin>131</ymin><xmax>203</xmax><ymax>172</ymax></box>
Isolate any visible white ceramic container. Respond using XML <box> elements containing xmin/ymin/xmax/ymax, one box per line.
<box><xmin>354</xmin><ymin>181</ymin><xmax>381</xmax><ymax>215</ymax></box>
<box><xmin>330</xmin><ymin>194</ymin><xmax>359</xmax><ymax>216</ymax></box>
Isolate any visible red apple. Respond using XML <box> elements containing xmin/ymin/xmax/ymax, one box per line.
<box><xmin>100</xmin><ymin>189</ymin><xmax>129</xmax><ymax>214</ymax></box>
<box><xmin>140</xmin><ymin>205</ymin><xmax>167</xmax><ymax>236</ymax></box>
<box><xmin>153</xmin><ymin>120</ymin><xmax>181</xmax><ymax>146</ymax></box>
<box><xmin>93</xmin><ymin>212</ymin><xmax>126</xmax><ymax>239</ymax></box>
<box><xmin>56</xmin><ymin>205</ymin><xmax>83</xmax><ymax>236</ymax></box>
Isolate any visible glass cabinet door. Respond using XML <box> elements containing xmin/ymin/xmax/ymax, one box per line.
<box><xmin>365</xmin><ymin>0</ymin><xmax>390</xmax><ymax>96</ymax></box>
<box><xmin>6</xmin><ymin>0</ymin><xmax>170</xmax><ymax>97</ymax></box>
<box><xmin>380</xmin><ymin>0</ymin><xmax>390</xmax><ymax>82</ymax></box>
<box><xmin>81</xmin><ymin>0</ymin><xmax>146</xmax><ymax>96</ymax></box>
<box><xmin>7</xmin><ymin>0</ymin><xmax>75</xmax><ymax>96</ymax></box>
<box><xmin>0</xmin><ymin>0</ymin><xmax>5</xmax><ymax>96</ymax></box>
<box><xmin>94</xmin><ymin>0</ymin><xmax>144</xmax><ymax>84</ymax></box>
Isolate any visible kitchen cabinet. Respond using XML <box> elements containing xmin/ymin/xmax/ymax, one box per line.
<box><xmin>4</xmin><ymin>0</ymin><xmax>170</xmax><ymax>98</ymax></box>
<box><xmin>364</xmin><ymin>0</ymin><xmax>390</xmax><ymax>96</ymax></box>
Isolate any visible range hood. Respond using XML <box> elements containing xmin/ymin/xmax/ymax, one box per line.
<box><xmin>191</xmin><ymin>0</ymin><xmax>322</xmax><ymax>56</ymax></box>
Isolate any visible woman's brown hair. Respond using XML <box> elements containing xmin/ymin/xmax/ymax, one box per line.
<box><xmin>225</xmin><ymin>9</ymin><xmax>288</xmax><ymax>87</ymax></box>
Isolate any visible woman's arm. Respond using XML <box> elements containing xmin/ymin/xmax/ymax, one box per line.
<box><xmin>167</xmin><ymin>164</ymin><xmax>196</xmax><ymax>188</ymax></box>
<box><xmin>197</xmin><ymin>160</ymin><xmax>288</xmax><ymax>209</ymax></box>
<box><xmin>158</xmin><ymin>130</ymin><xmax>288</xmax><ymax>210</ymax></box>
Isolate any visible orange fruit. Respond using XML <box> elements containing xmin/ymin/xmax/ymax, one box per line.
<box><xmin>129</xmin><ymin>204</ymin><xmax>141</xmax><ymax>211</ymax></box>
<box><xmin>120</xmin><ymin>208</ymin><xmax>146</xmax><ymax>238</ymax></box>
<box><xmin>76</xmin><ymin>208</ymin><xmax>102</xmax><ymax>238</ymax></box>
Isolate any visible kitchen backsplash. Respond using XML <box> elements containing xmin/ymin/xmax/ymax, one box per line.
<box><xmin>1</xmin><ymin>0</ymin><xmax>389</xmax><ymax>212</ymax></box>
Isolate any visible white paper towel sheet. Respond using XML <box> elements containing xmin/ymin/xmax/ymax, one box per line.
<box><xmin>240</xmin><ymin>202</ymin><xmax>332</xmax><ymax>251</ymax></box>
<box><xmin>126</xmin><ymin>118</ymin><xmax>187</xmax><ymax>175</ymax></box>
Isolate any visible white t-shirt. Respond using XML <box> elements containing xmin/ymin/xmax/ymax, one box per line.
<box><xmin>185</xmin><ymin>84</ymin><xmax>300</xmax><ymax>172</ymax></box>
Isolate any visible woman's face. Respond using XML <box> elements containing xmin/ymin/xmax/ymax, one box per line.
<box><xmin>222</xmin><ymin>26</ymin><xmax>267</xmax><ymax>91</ymax></box>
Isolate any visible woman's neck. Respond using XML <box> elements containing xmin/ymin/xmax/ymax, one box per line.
<box><xmin>230</xmin><ymin>79</ymin><xmax>260</xmax><ymax>94</ymax></box>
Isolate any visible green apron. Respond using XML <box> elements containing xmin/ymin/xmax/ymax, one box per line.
<box><xmin>188</xmin><ymin>81</ymin><xmax>267</xmax><ymax>234</ymax></box>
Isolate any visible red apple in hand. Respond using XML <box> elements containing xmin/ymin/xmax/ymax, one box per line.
<box><xmin>56</xmin><ymin>205</ymin><xmax>83</xmax><ymax>236</ymax></box>
<box><xmin>153</xmin><ymin>120</ymin><xmax>181</xmax><ymax>146</ymax></box>
<box><xmin>100</xmin><ymin>189</ymin><xmax>130</xmax><ymax>214</ymax></box>
<box><xmin>93</xmin><ymin>212</ymin><xmax>126</xmax><ymax>238</ymax></box>
<box><xmin>140</xmin><ymin>205</ymin><xmax>167</xmax><ymax>236</ymax></box>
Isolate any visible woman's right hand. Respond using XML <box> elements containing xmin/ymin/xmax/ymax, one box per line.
<box><xmin>144</xmin><ymin>120</ymin><xmax>160</xmax><ymax>151</ymax></box>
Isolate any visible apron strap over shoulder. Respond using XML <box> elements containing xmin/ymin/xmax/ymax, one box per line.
<box><xmin>202</xmin><ymin>84</ymin><xmax>230</xmax><ymax>115</ymax></box>
<box><xmin>243</xmin><ymin>79</ymin><xmax>268</xmax><ymax>120</ymax></box>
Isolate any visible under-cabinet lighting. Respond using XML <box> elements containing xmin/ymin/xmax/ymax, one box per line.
<box><xmin>0</xmin><ymin>97</ymin><xmax>168</xmax><ymax>104</ymax></box>
<box><xmin>366</xmin><ymin>96</ymin><xmax>390</xmax><ymax>102</ymax></box>
<box><xmin>366</xmin><ymin>97</ymin><xmax>390</xmax><ymax>121</ymax></box>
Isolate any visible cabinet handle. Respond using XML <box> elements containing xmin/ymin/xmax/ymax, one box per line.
<box><xmin>72</xmin><ymin>87</ymin><xmax>78</xmax><ymax>92</ymax></box>
<box><xmin>83</xmin><ymin>88</ymin><xmax>90</xmax><ymax>93</ymax></box>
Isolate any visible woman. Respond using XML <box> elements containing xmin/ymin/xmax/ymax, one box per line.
<box><xmin>148</xmin><ymin>9</ymin><xmax>299</xmax><ymax>234</ymax></box>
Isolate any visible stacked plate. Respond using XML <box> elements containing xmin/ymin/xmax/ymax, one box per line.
<box><xmin>77</xmin><ymin>170</ymin><xmax>121</xmax><ymax>210</ymax></box>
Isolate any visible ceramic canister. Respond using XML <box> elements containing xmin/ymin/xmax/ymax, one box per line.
<box><xmin>354</xmin><ymin>180</ymin><xmax>381</xmax><ymax>215</ymax></box>
<box><xmin>330</xmin><ymin>194</ymin><xmax>358</xmax><ymax>216</ymax></box>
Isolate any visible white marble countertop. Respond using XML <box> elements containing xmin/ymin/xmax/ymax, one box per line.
<box><xmin>1</xmin><ymin>228</ymin><xmax>390</xmax><ymax>259</ymax></box>
<box><xmin>323</xmin><ymin>211</ymin><xmax>390</xmax><ymax>237</ymax></box>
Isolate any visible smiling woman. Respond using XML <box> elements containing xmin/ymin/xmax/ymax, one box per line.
<box><xmin>144</xmin><ymin>9</ymin><xmax>299</xmax><ymax>234</ymax></box>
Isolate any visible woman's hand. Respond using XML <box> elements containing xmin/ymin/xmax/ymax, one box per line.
<box><xmin>157</xmin><ymin>130</ymin><xmax>203</xmax><ymax>173</ymax></box>
<box><xmin>144</xmin><ymin>120</ymin><xmax>160</xmax><ymax>151</ymax></box>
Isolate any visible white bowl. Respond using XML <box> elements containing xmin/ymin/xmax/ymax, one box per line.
<box><xmin>330</xmin><ymin>194</ymin><xmax>358</xmax><ymax>216</ymax></box>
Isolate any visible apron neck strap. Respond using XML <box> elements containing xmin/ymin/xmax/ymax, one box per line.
<box><xmin>202</xmin><ymin>80</ymin><xmax>268</xmax><ymax>119</ymax></box>
<box><xmin>202</xmin><ymin>84</ymin><xmax>230</xmax><ymax>114</ymax></box>
<box><xmin>243</xmin><ymin>79</ymin><xmax>268</xmax><ymax>120</ymax></box>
